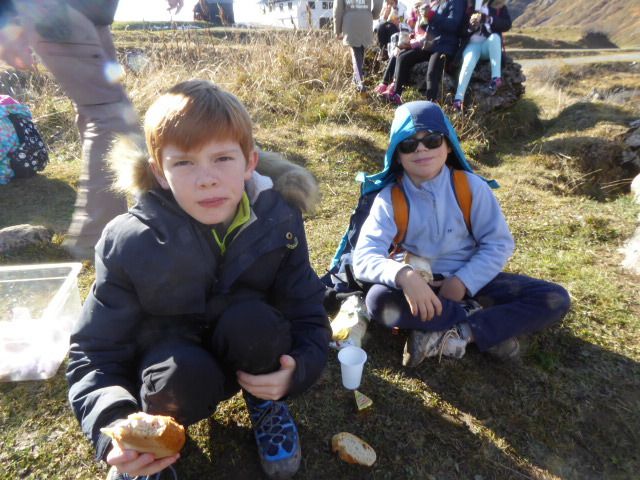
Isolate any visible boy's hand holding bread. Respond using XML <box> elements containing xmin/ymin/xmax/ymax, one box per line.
<box><xmin>102</xmin><ymin>412</ymin><xmax>185</xmax><ymax>477</ymax></box>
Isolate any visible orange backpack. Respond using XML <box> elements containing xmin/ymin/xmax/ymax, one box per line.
<box><xmin>390</xmin><ymin>169</ymin><xmax>473</xmax><ymax>254</ymax></box>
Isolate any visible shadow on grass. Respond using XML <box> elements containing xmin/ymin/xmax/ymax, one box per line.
<box><xmin>546</xmin><ymin>102</ymin><xmax>634</xmax><ymax>135</ymax></box>
<box><xmin>0</xmin><ymin>174</ymin><xmax>75</xmax><ymax>232</ymax></box>
<box><xmin>1</xmin><ymin>323</ymin><xmax>638</xmax><ymax>478</ymax></box>
<box><xmin>422</xmin><ymin>329</ymin><xmax>640</xmax><ymax>479</ymax></box>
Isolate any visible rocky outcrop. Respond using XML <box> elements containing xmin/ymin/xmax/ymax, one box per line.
<box><xmin>410</xmin><ymin>55</ymin><xmax>526</xmax><ymax>113</ymax></box>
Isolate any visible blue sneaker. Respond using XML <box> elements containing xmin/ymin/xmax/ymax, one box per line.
<box><xmin>244</xmin><ymin>393</ymin><xmax>302</xmax><ymax>479</ymax></box>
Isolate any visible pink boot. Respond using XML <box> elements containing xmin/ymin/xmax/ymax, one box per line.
<box><xmin>373</xmin><ymin>83</ymin><xmax>388</xmax><ymax>95</ymax></box>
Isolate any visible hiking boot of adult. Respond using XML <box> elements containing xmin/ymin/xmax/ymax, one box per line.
<box><xmin>244</xmin><ymin>393</ymin><xmax>302</xmax><ymax>479</ymax></box>
<box><xmin>106</xmin><ymin>465</ymin><xmax>178</xmax><ymax>480</ymax></box>
<box><xmin>488</xmin><ymin>77</ymin><xmax>503</xmax><ymax>96</ymax></box>
<box><xmin>487</xmin><ymin>337</ymin><xmax>520</xmax><ymax>361</ymax></box>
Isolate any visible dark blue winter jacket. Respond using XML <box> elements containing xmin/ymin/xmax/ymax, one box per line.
<box><xmin>66</xmin><ymin>173</ymin><xmax>330</xmax><ymax>458</ymax></box>
<box><xmin>428</xmin><ymin>0</ymin><xmax>467</xmax><ymax>56</ymax></box>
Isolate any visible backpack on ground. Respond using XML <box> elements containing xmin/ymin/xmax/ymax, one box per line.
<box><xmin>0</xmin><ymin>96</ymin><xmax>49</xmax><ymax>184</ymax></box>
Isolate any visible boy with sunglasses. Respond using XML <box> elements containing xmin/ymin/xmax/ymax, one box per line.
<box><xmin>352</xmin><ymin>101</ymin><xmax>570</xmax><ymax>366</ymax></box>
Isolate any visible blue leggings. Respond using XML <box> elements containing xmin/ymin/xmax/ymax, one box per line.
<box><xmin>454</xmin><ymin>33</ymin><xmax>503</xmax><ymax>102</ymax></box>
<box><xmin>365</xmin><ymin>272</ymin><xmax>571</xmax><ymax>351</ymax></box>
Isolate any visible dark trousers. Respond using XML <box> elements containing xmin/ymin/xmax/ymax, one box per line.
<box><xmin>377</xmin><ymin>21</ymin><xmax>399</xmax><ymax>50</ymax></box>
<box><xmin>138</xmin><ymin>300</ymin><xmax>292</xmax><ymax>426</ymax></box>
<box><xmin>350</xmin><ymin>46</ymin><xmax>366</xmax><ymax>84</ymax></box>
<box><xmin>365</xmin><ymin>272</ymin><xmax>571</xmax><ymax>351</ymax></box>
<box><xmin>382</xmin><ymin>49</ymin><xmax>446</xmax><ymax>100</ymax></box>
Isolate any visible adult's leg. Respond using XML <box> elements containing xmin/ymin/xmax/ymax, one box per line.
<box><xmin>209</xmin><ymin>299</ymin><xmax>292</xmax><ymax>375</ymax></box>
<box><xmin>139</xmin><ymin>337</ymin><xmax>237</xmax><ymax>426</ymax></box>
<box><xmin>393</xmin><ymin>48</ymin><xmax>432</xmax><ymax>95</ymax></box>
<box><xmin>454</xmin><ymin>42</ymin><xmax>482</xmax><ymax>102</ymax></box>
<box><xmin>425</xmin><ymin>51</ymin><xmax>448</xmax><ymax>102</ymax></box>
<box><xmin>365</xmin><ymin>283</ymin><xmax>468</xmax><ymax>331</ymax></box>
<box><xmin>350</xmin><ymin>46</ymin><xmax>366</xmax><ymax>86</ymax></box>
<box><xmin>19</xmin><ymin>4</ymin><xmax>139</xmax><ymax>258</ymax></box>
<box><xmin>484</xmin><ymin>33</ymin><xmax>503</xmax><ymax>79</ymax></box>
<box><xmin>468</xmin><ymin>272</ymin><xmax>571</xmax><ymax>351</ymax></box>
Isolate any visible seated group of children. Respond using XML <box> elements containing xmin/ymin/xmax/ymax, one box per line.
<box><xmin>68</xmin><ymin>80</ymin><xmax>570</xmax><ymax>480</ymax></box>
<box><xmin>375</xmin><ymin>0</ymin><xmax>512</xmax><ymax>112</ymax></box>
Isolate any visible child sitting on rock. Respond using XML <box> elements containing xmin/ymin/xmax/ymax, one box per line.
<box><xmin>453</xmin><ymin>0</ymin><xmax>512</xmax><ymax>112</ymax></box>
<box><xmin>352</xmin><ymin>100</ymin><xmax>570</xmax><ymax>366</ymax></box>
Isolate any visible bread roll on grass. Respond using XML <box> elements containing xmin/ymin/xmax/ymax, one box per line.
<box><xmin>331</xmin><ymin>432</ymin><xmax>376</xmax><ymax>466</ymax></box>
<box><xmin>101</xmin><ymin>412</ymin><xmax>186</xmax><ymax>458</ymax></box>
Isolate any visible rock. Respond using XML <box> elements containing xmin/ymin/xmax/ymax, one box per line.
<box><xmin>620</xmin><ymin>225</ymin><xmax>640</xmax><ymax>275</ymax></box>
<box><xmin>625</xmin><ymin>126</ymin><xmax>640</xmax><ymax>148</ymax></box>
<box><xmin>409</xmin><ymin>55</ymin><xmax>526</xmax><ymax>112</ymax></box>
<box><xmin>0</xmin><ymin>224</ymin><xmax>52</xmax><ymax>253</ymax></box>
<box><xmin>620</xmin><ymin>119</ymin><xmax>640</xmax><ymax>172</ymax></box>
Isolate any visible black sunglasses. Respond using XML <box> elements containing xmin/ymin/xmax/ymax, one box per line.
<box><xmin>397</xmin><ymin>133</ymin><xmax>445</xmax><ymax>154</ymax></box>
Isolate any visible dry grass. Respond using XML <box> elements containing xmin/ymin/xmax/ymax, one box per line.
<box><xmin>1</xmin><ymin>27</ymin><xmax>639</xmax><ymax>480</ymax></box>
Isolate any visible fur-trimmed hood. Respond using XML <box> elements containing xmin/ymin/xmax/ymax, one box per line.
<box><xmin>108</xmin><ymin>134</ymin><xmax>320</xmax><ymax>214</ymax></box>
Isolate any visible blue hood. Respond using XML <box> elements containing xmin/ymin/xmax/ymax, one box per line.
<box><xmin>358</xmin><ymin>101</ymin><xmax>498</xmax><ymax>195</ymax></box>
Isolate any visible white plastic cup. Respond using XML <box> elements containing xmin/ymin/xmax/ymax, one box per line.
<box><xmin>338</xmin><ymin>346</ymin><xmax>368</xmax><ymax>390</ymax></box>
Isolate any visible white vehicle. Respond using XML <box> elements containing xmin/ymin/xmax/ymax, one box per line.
<box><xmin>256</xmin><ymin>0</ymin><xmax>334</xmax><ymax>29</ymax></box>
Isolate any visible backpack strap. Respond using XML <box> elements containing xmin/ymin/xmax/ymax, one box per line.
<box><xmin>390</xmin><ymin>178</ymin><xmax>409</xmax><ymax>255</ymax></box>
<box><xmin>390</xmin><ymin>171</ymin><xmax>473</xmax><ymax>255</ymax></box>
<box><xmin>451</xmin><ymin>169</ymin><xmax>473</xmax><ymax>235</ymax></box>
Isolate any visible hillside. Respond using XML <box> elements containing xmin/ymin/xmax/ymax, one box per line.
<box><xmin>511</xmin><ymin>0</ymin><xmax>640</xmax><ymax>47</ymax></box>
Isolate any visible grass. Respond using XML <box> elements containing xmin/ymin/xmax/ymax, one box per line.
<box><xmin>1</xmin><ymin>28</ymin><xmax>640</xmax><ymax>479</ymax></box>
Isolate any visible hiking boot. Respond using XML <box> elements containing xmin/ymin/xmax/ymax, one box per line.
<box><xmin>452</xmin><ymin>99</ymin><xmax>463</xmax><ymax>113</ymax></box>
<box><xmin>487</xmin><ymin>337</ymin><xmax>520</xmax><ymax>361</ymax></box>
<box><xmin>488</xmin><ymin>77</ymin><xmax>503</xmax><ymax>95</ymax></box>
<box><xmin>402</xmin><ymin>326</ymin><xmax>468</xmax><ymax>367</ymax></box>
<box><xmin>244</xmin><ymin>393</ymin><xmax>301</xmax><ymax>479</ymax></box>
<box><xmin>383</xmin><ymin>92</ymin><xmax>403</xmax><ymax>105</ymax></box>
<box><xmin>106</xmin><ymin>465</ymin><xmax>178</xmax><ymax>480</ymax></box>
<box><xmin>373</xmin><ymin>83</ymin><xmax>388</xmax><ymax>95</ymax></box>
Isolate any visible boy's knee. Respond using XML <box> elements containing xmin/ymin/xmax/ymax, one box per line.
<box><xmin>212</xmin><ymin>299</ymin><xmax>292</xmax><ymax>374</ymax></box>
<box><xmin>366</xmin><ymin>286</ymin><xmax>403</xmax><ymax>328</ymax></box>
<box><xmin>139</xmin><ymin>341</ymin><xmax>228</xmax><ymax>425</ymax></box>
<box><xmin>548</xmin><ymin>284</ymin><xmax>571</xmax><ymax>318</ymax></box>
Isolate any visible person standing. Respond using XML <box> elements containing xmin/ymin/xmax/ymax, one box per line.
<box><xmin>0</xmin><ymin>0</ymin><xmax>184</xmax><ymax>260</ymax></box>
<box><xmin>334</xmin><ymin>0</ymin><xmax>384</xmax><ymax>92</ymax></box>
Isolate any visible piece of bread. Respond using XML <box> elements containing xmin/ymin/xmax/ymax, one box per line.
<box><xmin>101</xmin><ymin>412</ymin><xmax>186</xmax><ymax>458</ymax></box>
<box><xmin>331</xmin><ymin>432</ymin><xmax>377</xmax><ymax>467</ymax></box>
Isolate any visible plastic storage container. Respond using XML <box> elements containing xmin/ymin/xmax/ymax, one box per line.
<box><xmin>0</xmin><ymin>262</ymin><xmax>83</xmax><ymax>382</ymax></box>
